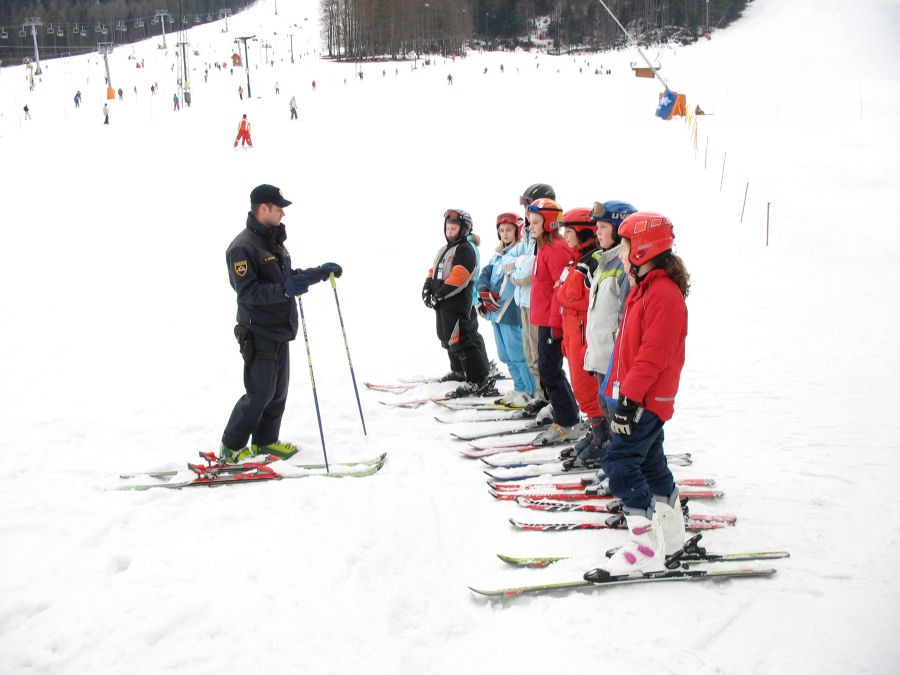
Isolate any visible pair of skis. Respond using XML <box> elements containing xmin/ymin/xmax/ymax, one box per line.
<box><xmin>469</xmin><ymin>534</ymin><xmax>789</xmax><ymax>597</ymax></box>
<box><xmin>116</xmin><ymin>452</ymin><xmax>387</xmax><ymax>490</ymax></box>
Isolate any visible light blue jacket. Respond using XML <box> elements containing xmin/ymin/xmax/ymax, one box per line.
<box><xmin>503</xmin><ymin>229</ymin><xmax>536</xmax><ymax>309</ymax></box>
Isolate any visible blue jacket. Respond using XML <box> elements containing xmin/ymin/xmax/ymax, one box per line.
<box><xmin>476</xmin><ymin>241</ymin><xmax>521</xmax><ymax>326</ymax></box>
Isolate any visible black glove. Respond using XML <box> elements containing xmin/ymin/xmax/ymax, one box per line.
<box><xmin>320</xmin><ymin>262</ymin><xmax>342</xmax><ymax>278</ymax></box>
<box><xmin>422</xmin><ymin>279</ymin><xmax>435</xmax><ymax>308</ymax></box>
<box><xmin>285</xmin><ymin>273</ymin><xmax>310</xmax><ymax>297</ymax></box>
<box><xmin>610</xmin><ymin>395</ymin><xmax>639</xmax><ymax>435</ymax></box>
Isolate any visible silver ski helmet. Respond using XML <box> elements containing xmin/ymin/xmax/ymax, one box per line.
<box><xmin>444</xmin><ymin>208</ymin><xmax>473</xmax><ymax>241</ymax></box>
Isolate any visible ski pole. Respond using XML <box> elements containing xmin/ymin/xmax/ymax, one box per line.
<box><xmin>297</xmin><ymin>296</ymin><xmax>330</xmax><ymax>472</ymax></box>
<box><xmin>329</xmin><ymin>274</ymin><xmax>367</xmax><ymax>435</ymax></box>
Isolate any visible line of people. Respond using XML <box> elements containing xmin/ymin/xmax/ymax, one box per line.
<box><xmin>424</xmin><ymin>182</ymin><xmax>693</xmax><ymax>578</ymax></box>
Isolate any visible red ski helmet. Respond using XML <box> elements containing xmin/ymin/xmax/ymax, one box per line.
<box><xmin>526</xmin><ymin>198</ymin><xmax>563</xmax><ymax>232</ymax></box>
<box><xmin>560</xmin><ymin>208</ymin><xmax>597</xmax><ymax>233</ymax></box>
<box><xmin>617</xmin><ymin>212</ymin><xmax>675</xmax><ymax>266</ymax></box>
<box><xmin>496</xmin><ymin>212</ymin><xmax>525</xmax><ymax>240</ymax></box>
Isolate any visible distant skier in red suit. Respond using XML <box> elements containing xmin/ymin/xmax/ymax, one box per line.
<box><xmin>234</xmin><ymin>114</ymin><xmax>253</xmax><ymax>148</ymax></box>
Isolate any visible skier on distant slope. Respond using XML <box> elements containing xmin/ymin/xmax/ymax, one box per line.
<box><xmin>234</xmin><ymin>113</ymin><xmax>253</xmax><ymax>148</ymax></box>
<box><xmin>584</xmin><ymin>211</ymin><xmax>691</xmax><ymax>581</ymax></box>
<box><xmin>422</xmin><ymin>209</ymin><xmax>495</xmax><ymax>396</ymax></box>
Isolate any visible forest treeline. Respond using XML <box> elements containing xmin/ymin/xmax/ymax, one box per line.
<box><xmin>0</xmin><ymin>0</ymin><xmax>752</xmax><ymax>65</ymax></box>
<box><xmin>320</xmin><ymin>0</ymin><xmax>752</xmax><ymax>60</ymax></box>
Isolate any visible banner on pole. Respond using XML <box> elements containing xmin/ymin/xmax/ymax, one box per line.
<box><xmin>656</xmin><ymin>90</ymin><xmax>686</xmax><ymax>120</ymax></box>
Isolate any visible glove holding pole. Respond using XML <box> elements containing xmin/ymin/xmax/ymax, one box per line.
<box><xmin>294</xmin><ymin>263</ymin><xmax>343</xmax><ymax>287</ymax></box>
<box><xmin>284</xmin><ymin>272</ymin><xmax>310</xmax><ymax>297</ymax></box>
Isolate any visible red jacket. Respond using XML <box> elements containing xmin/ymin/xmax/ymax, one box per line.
<box><xmin>605</xmin><ymin>268</ymin><xmax>687</xmax><ymax>421</ymax></box>
<box><xmin>556</xmin><ymin>247</ymin><xmax>596</xmax><ymax>319</ymax></box>
<box><xmin>530</xmin><ymin>238</ymin><xmax>573</xmax><ymax>328</ymax></box>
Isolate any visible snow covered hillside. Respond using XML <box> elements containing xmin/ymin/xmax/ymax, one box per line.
<box><xmin>1</xmin><ymin>0</ymin><xmax>899</xmax><ymax>673</ymax></box>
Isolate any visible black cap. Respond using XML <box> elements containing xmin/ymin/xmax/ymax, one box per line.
<box><xmin>250</xmin><ymin>184</ymin><xmax>292</xmax><ymax>207</ymax></box>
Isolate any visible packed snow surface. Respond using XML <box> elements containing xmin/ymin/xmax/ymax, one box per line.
<box><xmin>1</xmin><ymin>0</ymin><xmax>899</xmax><ymax>673</ymax></box>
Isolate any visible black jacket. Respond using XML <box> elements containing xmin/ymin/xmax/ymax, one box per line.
<box><xmin>226</xmin><ymin>214</ymin><xmax>299</xmax><ymax>342</ymax></box>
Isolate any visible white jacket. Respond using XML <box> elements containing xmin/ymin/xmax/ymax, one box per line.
<box><xmin>583</xmin><ymin>244</ymin><xmax>631</xmax><ymax>374</ymax></box>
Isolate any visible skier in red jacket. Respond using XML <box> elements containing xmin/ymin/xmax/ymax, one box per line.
<box><xmin>234</xmin><ymin>114</ymin><xmax>253</xmax><ymax>148</ymax></box>
<box><xmin>585</xmin><ymin>211</ymin><xmax>691</xmax><ymax>581</ymax></box>
<box><xmin>525</xmin><ymin>198</ymin><xmax>581</xmax><ymax>446</ymax></box>
<box><xmin>554</xmin><ymin>208</ymin><xmax>607</xmax><ymax>453</ymax></box>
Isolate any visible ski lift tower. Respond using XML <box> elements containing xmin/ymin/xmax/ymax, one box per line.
<box><xmin>234</xmin><ymin>35</ymin><xmax>257</xmax><ymax>98</ymax></box>
<box><xmin>219</xmin><ymin>9</ymin><xmax>232</xmax><ymax>32</ymax></box>
<box><xmin>22</xmin><ymin>18</ymin><xmax>43</xmax><ymax>75</ymax></box>
<box><xmin>155</xmin><ymin>10</ymin><xmax>170</xmax><ymax>48</ymax></box>
<box><xmin>97</xmin><ymin>42</ymin><xmax>114</xmax><ymax>90</ymax></box>
<box><xmin>177</xmin><ymin>30</ymin><xmax>190</xmax><ymax>104</ymax></box>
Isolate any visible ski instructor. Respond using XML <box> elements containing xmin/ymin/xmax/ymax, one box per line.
<box><xmin>220</xmin><ymin>184</ymin><xmax>343</xmax><ymax>464</ymax></box>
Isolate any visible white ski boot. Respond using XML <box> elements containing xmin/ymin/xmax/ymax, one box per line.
<box><xmin>584</xmin><ymin>511</ymin><xmax>666</xmax><ymax>581</ymax></box>
<box><xmin>655</xmin><ymin>489</ymin><xmax>687</xmax><ymax>555</ymax></box>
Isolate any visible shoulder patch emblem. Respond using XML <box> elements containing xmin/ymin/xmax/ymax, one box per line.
<box><xmin>233</xmin><ymin>260</ymin><xmax>248</xmax><ymax>277</ymax></box>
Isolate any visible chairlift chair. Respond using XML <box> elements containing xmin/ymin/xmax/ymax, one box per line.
<box><xmin>19</xmin><ymin>28</ymin><xmax>26</xmax><ymax>38</ymax></box>
<box><xmin>47</xmin><ymin>24</ymin><xmax>54</xmax><ymax>34</ymax></box>
<box><xmin>73</xmin><ymin>24</ymin><xmax>79</xmax><ymax>34</ymax></box>
<box><xmin>95</xmin><ymin>23</ymin><xmax>102</xmax><ymax>33</ymax></box>
<box><xmin>57</xmin><ymin>27</ymin><xmax>64</xmax><ymax>37</ymax></box>
<box><xmin>80</xmin><ymin>28</ymin><xmax>87</xmax><ymax>37</ymax></box>
<box><xmin>1</xmin><ymin>28</ymin><xmax>8</xmax><ymax>40</ymax></box>
<box><xmin>136</xmin><ymin>19</ymin><xmax>144</xmax><ymax>29</ymax></box>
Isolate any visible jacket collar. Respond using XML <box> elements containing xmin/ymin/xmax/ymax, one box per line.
<box><xmin>246</xmin><ymin>212</ymin><xmax>286</xmax><ymax>246</ymax></box>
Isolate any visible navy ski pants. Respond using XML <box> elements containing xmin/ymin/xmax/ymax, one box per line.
<box><xmin>601</xmin><ymin>409</ymin><xmax>676</xmax><ymax>512</ymax></box>
<box><xmin>222</xmin><ymin>335</ymin><xmax>290</xmax><ymax>449</ymax></box>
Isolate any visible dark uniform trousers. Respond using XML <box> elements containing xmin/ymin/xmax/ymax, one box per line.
<box><xmin>222</xmin><ymin>335</ymin><xmax>290</xmax><ymax>449</ymax></box>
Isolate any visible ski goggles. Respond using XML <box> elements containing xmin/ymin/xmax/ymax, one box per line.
<box><xmin>590</xmin><ymin>201</ymin><xmax>608</xmax><ymax>220</ymax></box>
<box><xmin>444</xmin><ymin>209</ymin><xmax>463</xmax><ymax>224</ymax></box>
<box><xmin>525</xmin><ymin>203</ymin><xmax>561</xmax><ymax>215</ymax></box>
<box><xmin>496</xmin><ymin>212</ymin><xmax>521</xmax><ymax>226</ymax></box>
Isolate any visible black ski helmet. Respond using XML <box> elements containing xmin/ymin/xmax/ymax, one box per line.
<box><xmin>520</xmin><ymin>183</ymin><xmax>556</xmax><ymax>206</ymax></box>
<box><xmin>444</xmin><ymin>208</ymin><xmax>473</xmax><ymax>240</ymax></box>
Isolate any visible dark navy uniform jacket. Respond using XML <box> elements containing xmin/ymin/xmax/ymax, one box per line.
<box><xmin>226</xmin><ymin>213</ymin><xmax>299</xmax><ymax>342</ymax></box>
